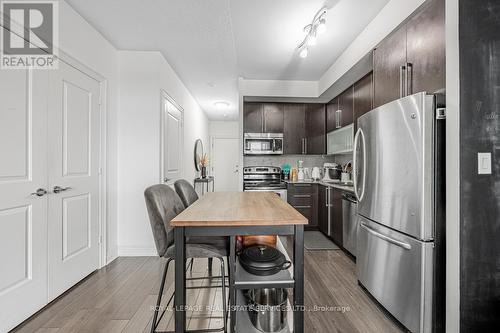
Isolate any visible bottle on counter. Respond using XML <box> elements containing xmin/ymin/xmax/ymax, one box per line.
<box><xmin>297</xmin><ymin>160</ymin><xmax>304</xmax><ymax>181</ymax></box>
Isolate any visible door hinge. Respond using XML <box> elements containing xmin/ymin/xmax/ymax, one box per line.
<box><xmin>99</xmin><ymin>235</ymin><xmax>103</xmax><ymax>244</ymax></box>
<box><xmin>98</xmin><ymin>167</ymin><xmax>103</xmax><ymax>175</ymax></box>
<box><xmin>436</xmin><ymin>108</ymin><xmax>446</xmax><ymax>120</ymax></box>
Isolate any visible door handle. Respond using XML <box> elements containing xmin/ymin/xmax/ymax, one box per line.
<box><xmin>353</xmin><ymin>127</ymin><xmax>366</xmax><ymax>202</ymax></box>
<box><xmin>30</xmin><ymin>188</ymin><xmax>48</xmax><ymax>197</ymax></box>
<box><xmin>399</xmin><ymin>65</ymin><xmax>406</xmax><ymax>98</ymax></box>
<box><xmin>360</xmin><ymin>222</ymin><xmax>412</xmax><ymax>250</ymax></box>
<box><xmin>336</xmin><ymin>109</ymin><xmax>342</xmax><ymax>128</ymax></box>
<box><xmin>52</xmin><ymin>186</ymin><xmax>72</xmax><ymax>194</ymax></box>
<box><xmin>406</xmin><ymin>62</ymin><xmax>413</xmax><ymax>96</ymax></box>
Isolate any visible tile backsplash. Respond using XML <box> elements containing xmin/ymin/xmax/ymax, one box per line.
<box><xmin>244</xmin><ymin>153</ymin><xmax>353</xmax><ymax>169</ymax></box>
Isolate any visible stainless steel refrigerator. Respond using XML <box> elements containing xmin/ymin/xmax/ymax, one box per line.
<box><xmin>354</xmin><ymin>92</ymin><xmax>445</xmax><ymax>333</ymax></box>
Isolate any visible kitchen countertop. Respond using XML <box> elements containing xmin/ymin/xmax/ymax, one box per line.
<box><xmin>284</xmin><ymin>179</ymin><xmax>356</xmax><ymax>194</ymax></box>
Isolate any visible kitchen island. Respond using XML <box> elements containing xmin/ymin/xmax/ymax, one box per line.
<box><xmin>171</xmin><ymin>192</ymin><xmax>308</xmax><ymax>333</ymax></box>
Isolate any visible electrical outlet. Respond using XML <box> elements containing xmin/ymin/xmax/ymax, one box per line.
<box><xmin>478</xmin><ymin>152</ymin><xmax>492</xmax><ymax>175</ymax></box>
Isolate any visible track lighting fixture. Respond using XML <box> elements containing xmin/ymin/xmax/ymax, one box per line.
<box><xmin>297</xmin><ymin>7</ymin><xmax>327</xmax><ymax>58</ymax></box>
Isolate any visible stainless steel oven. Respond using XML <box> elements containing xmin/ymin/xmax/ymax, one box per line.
<box><xmin>244</xmin><ymin>133</ymin><xmax>283</xmax><ymax>155</ymax></box>
<box><xmin>243</xmin><ymin>166</ymin><xmax>287</xmax><ymax>201</ymax></box>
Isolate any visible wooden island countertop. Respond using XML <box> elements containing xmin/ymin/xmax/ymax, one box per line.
<box><xmin>171</xmin><ymin>191</ymin><xmax>308</xmax><ymax>227</ymax></box>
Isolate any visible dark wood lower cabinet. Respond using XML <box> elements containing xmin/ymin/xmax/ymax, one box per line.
<box><xmin>318</xmin><ymin>185</ymin><xmax>328</xmax><ymax>235</ymax></box>
<box><xmin>330</xmin><ymin>189</ymin><xmax>343</xmax><ymax>247</ymax></box>
<box><xmin>287</xmin><ymin>183</ymin><xmax>318</xmax><ymax>230</ymax></box>
<box><xmin>317</xmin><ymin>185</ymin><xmax>343</xmax><ymax>247</ymax></box>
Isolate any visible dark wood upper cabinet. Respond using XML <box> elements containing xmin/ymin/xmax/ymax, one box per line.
<box><xmin>283</xmin><ymin>103</ymin><xmax>306</xmax><ymax>154</ymax></box>
<box><xmin>263</xmin><ymin>103</ymin><xmax>284</xmax><ymax>133</ymax></box>
<box><xmin>338</xmin><ymin>86</ymin><xmax>354</xmax><ymax>128</ymax></box>
<box><xmin>243</xmin><ymin>102</ymin><xmax>284</xmax><ymax>133</ymax></box>
<box><xmin>373</xmin><ymin>0</ymin><xmax>445</xmax><ymax>108</ymax></box>
<box><xmin>243</xmin><ymin>101</ymin><xmax>326</xmax><ymax>155</ymax></box>
<box><xmin>243</xmin><ymin>102</ymin><xmax>263</xmax><ymax>133</ymax></box>
<box><xmin>305</xmin><ymin>104</ymin><xmax>326</xmax><ymax>155</ymax></box>
<box><xmin>406</xmin><ymin>0</ymin><xmax>445</xmax><ymax>96</ymax></box>
<box><xmin>373</xmin><ymin>26</ymin><xmax>407</xmax><ymax>108</ymax></box>
<box><xmin>326</xmin><ymin>98</ymin><xmax>339</xmax><ymax>133</ymax></box>
<box><xmin>353</xmin><ymin>72</ymin><xmax>373</xmax><ymax>132</ymax></box>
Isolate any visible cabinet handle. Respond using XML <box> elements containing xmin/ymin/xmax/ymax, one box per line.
<box><xmin>399</xmin><ymin>65</ymin><xmax>406</xmax><ymax>98</ymax></box>
<box><xmin>406</xmin><ymin>63</ymin><xmax>413</xmax><ymax>96</ymax></box>
<box><xmin>327</xmin><ymin>188</ymin><xmax>332</xmax><ymax>236</ymax></box>
<box><xmin>301</xmin><ymin>138</ymin><xmax>305</xmax><ymax>154</ymax></box>
<box><xmin>294</xmin><ymin>194</ymin><xmax>311</xmax><ymax>198</ymax></box>
<box><xmin>325</xmin><ymin>187</ymin><xmax>329</xmax><ymax>207</ymax></box>
<box><xmin>261</xmin><ymin>108</ymin><xmax>265</xmax><ymax>132</ymax></box>
<box><xmin>303</xmin><ymin>138</ymin><xmax>308</xmax><ymax>154</ymax></box>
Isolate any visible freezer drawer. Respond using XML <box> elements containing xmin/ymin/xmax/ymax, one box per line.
<box><xmin>357</xmin><ymin>216</ymin><xmax>433</xmax><ymax>333</ymax></box>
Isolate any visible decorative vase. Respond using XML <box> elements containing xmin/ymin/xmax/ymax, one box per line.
<box><xmin>201</xmin><ymin>166</ymin><xmax>207</xmax><ymax>179</ymax></box>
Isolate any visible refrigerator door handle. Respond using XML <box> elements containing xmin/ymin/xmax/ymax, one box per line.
<box><xmin>360</xmin><ymin>222</ymin><xmax>412</xmax><ymax>250</ymax></box>
<box><xmin>353</xmin><ymin>128</ymin><xmax>366</xmax><ymax>202</ymax></box>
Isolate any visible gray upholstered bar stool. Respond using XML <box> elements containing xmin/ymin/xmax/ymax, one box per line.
<box><xmin>174</xmin><ymin>179</ymin><xmax>220</xmax><ymax>272</ymax></box>
<box><xmin>144</xmin><ymin>184</ymin><xmax>228</xmax><ymax>333</ymax></box>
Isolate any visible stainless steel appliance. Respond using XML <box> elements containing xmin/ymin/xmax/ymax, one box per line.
<box><xmin>244</xmin><ymin>133</ymin><xmax>283</xmax><ymax>155</ymax></box>
<box><xmin>354</xmin><ymin>92</ymin><xmax>445</xmax><ymax>333</ymax></box>
<box><xmin>243</xmin><ymin>166</ymin><xmax>287</xmax><ymax>201</ymax></box>
<box><xmin>342</xmin><ymin>193</ymin><xmax>358</xmax><ymax>257</ymax></box>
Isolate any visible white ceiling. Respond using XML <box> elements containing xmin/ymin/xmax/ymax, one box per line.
<box><xmin>65</xmin><ymin>0</ymin><xmax>390</xmax><ymax>120</ymax></box>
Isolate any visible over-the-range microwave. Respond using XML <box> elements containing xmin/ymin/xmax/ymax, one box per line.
<box><xmin>244</xmin><ymin>133</ymin><xmax>283</xmax><ymax>155</ymax></box>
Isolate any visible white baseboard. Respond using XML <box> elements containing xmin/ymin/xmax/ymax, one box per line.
<box><xmin>118</xmin><ymin>246</ymin><xmax>157</xmax><ymax>257</ymax></box>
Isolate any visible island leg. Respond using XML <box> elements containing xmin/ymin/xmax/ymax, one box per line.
<box><xmin>229</xmin><ymin>235</ymin><xmax>236</xmax><ymax>333</ymax></box>
<box><xmin>174</xmin><ymin>227</ymin><xmax>186</xmax><ymax>333</ymax></box>
<box><xmin>293</xmin><ymin>225</ymin><xmax>304</xmax><ymax>333</ymax></box>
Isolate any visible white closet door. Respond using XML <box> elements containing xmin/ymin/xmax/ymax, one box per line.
<box><xmin>47</xmin><ymin>61</ymin><xmax>101</xmax><ymax>300</ymax></box>
<box><xmin>0</xmin><ymin>68</ymin><xmax>49</xmax><ymax>332</ymax></box>
<box><xmin>161</xmin><ymin>95</ymin><xmax>183</xmax><ymax>183</ymax></box>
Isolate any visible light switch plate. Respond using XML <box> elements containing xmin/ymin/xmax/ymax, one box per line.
<box><xmin>478</xmin><ymin>152</ymin><xmax>492</xmax><ymax>175</ymax></box>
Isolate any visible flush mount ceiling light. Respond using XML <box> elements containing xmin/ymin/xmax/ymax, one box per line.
<box><xmin>214</xmin><ymin>101</ymin><xmax>230</xmax><ymax>117</ymax></box>
<box><xmin>297</xmin><ymin>6</ymin><xmax>327</xmax><ymax>58</ymax></box>
<box><xmin>214</xmin><ymin>101</ymin><xmax>229</xmax><ymax>109</ymax></box>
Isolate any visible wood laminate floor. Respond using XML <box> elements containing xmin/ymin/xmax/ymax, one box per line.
<box><xmin>11</xmin><ymin>250</ymin><xmax>404</xmax><ymax>333</ymax></box>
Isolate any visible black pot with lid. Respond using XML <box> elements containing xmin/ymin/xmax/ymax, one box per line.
<box><xmin>239</xmin><ymin>245</ymin><xmax>291</xmax><ymax>276</ymax></box>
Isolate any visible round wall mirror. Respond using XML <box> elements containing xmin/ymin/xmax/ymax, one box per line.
<box><xmin>194</xmin><ymin>139</ymin><xmax>204</xmax><ymax>171</ymax></box>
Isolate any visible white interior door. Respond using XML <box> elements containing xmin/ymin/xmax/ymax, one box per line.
<box><xmin>161</xmin><ymin>94</ymin><xmax>183</xmax><ymax>184</ymax></box>
<box><xmin>0</xmin><ymin>68</ymin><xmax>49</xmax><ymax>332</ymax></box>
<box><xmin>211</xmin><ymin>137</ymin><xmax>239</xmax><ymax>191</ymax></box>
<box><xmin>47</xmin><ymin>61</ymin><xmax>101</xmax><ymax>300</ymax></box>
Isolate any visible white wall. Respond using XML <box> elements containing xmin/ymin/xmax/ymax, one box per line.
<box><xmin>59</xmin><ymin>1</ymin><xmax>119</xmax><ymax>263</ymax></box>
<box><xmin>238</xmin><ymin>78</ymin><xmax>318</xmax><ymax>98</ymax></box>
<box><xmin>117</xmin><ymin>51</ymin><xmax>209</xmax><ymax>256</ymax></box>
<box><xmin>209</xmin><ymin>121</ymin><xmax>239</xmax><ymax>138</ymax></box>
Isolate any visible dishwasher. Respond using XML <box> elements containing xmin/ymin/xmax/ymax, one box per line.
<box><xmin>342</xmin><ymin>193</ymin><xmax>358</xmax><ymax>257</ymax></box>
